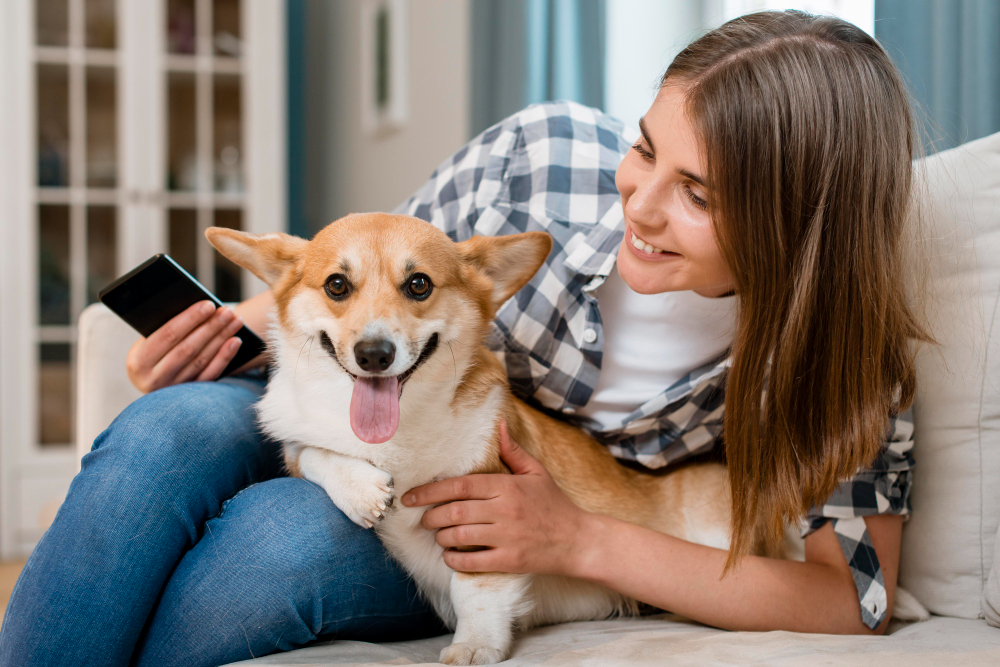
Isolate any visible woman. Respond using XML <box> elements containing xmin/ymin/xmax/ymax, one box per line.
<box><xmin>0</xmin><ymin>10</ymin><xmax>929</xmax><ymax>666</ymax></box>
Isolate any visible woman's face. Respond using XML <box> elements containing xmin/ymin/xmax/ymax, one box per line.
<box><xmin>614</xmin><ymin>85</ymin><xmax>736</xmax><ymax>297</ymax></box>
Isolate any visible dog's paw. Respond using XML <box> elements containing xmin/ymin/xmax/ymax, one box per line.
<box><xmin>439</xmin><ymin>642</ymin><xmax>506</xmax><ymax>665</ymax></box>
<box><xmin>339</xmin><ymin>467</ymin><xmax>394</xmax><ymax>529</ymax></box>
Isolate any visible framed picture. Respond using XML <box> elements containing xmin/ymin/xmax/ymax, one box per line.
<box><xmin>360</xmin><ymin>0</ymin><xmax>409</xmax><ymax>136</ymax></box>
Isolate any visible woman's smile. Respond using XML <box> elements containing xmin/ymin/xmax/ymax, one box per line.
<box><xmin>626</xmin><ymin>225</ymin><xmax>681</xmax><ymax>261</ymax></box>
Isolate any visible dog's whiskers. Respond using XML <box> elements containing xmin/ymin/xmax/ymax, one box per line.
<box><xmin>447</xmin><ymin>340</ymin><xmax>458</xmax><ymax>388</ymax></box>
<box><xmin>295</xmin><ymin>334</ymin><xmax>314</xmax><ymax>377</ymax></box>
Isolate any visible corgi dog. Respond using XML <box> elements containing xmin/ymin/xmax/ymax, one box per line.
<box><xmin>207</xmin><ymin>213</ymin><xmax>744</xmax><ymax>665</ymax></box>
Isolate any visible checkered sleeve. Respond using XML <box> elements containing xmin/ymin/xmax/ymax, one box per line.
<box><xmin>800</xmin><ymin>406</ymin><xmax>916</xmax><ymax>630</ymax></box>
<box><xmin>392</xmin><ymin>114</ymin><xmax>522</xmax><ymax>241</ymax></box>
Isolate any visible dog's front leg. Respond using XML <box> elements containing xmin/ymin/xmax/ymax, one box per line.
<box><xmin>440</xmin><ymin>571</ymin><xmax>533</xmax><ymax>665</ymax></box>
<box><xmin>297</xmin><ymin>446</ymin><xmax>394</xmax><ymax>529</ymax></box>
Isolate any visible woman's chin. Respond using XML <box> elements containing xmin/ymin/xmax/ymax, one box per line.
<box><xmin>615</xmin><ymin>249</ymin><xmax>685</xmax><ymax>295</ymax></box>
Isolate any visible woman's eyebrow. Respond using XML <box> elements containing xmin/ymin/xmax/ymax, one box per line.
<box><xmin>638</xmin><ymin>117</ymin><xmax>655</xmax><ymax>152</ymax></box>
<box><xmin>638</xmin><ymin>116</ymin><xmax>705</xmax><ymax>185</ymax></box>
<box><xmin>678</xmin><ymin>169</ymin><xmax>705</xmax><ymax>186</ymax></box>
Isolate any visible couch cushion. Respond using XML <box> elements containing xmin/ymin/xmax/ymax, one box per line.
<box><xmin>900</xmin><ymin>131</ymin><xmax>1000</xmax><ymax>618</ymax></box>
<box><xmin>986</xmin><ymin>520</ymin><xmax>1000</xmax><ymax>627</ymax></box>
<box><xmin>225</xmin><ymin>615</ymin><xmax>999</xmax><ymax>666</ymax></box>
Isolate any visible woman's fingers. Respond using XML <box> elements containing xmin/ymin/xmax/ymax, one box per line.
<box><xmin>149</xmin><ymin>306</ymin><xmax>240</xmax><ymax>385</ymax></box>
<box><xmin>497</xmin><ymin>419</ymin><xmax>545</xmax><ymax>475</ymax></box>
<box><xmin>403</xmin><ymin>474</ymin><xmax>504</xmax><ymax>507</ymax></box>
<box><xmin>194</xmin><ymin>337</ymin><xmax>243</xmax><ymax>382</ymax></box>
<box><xmin>140</xmin><ymin>301</ymin><xmax>217</xmax><ymax>366</ymax></box>
<box><xmin>442</xmin><ymin>548</ymin><xmax>503</xmax><ymax>573</ymax></box>
<box><xmin>434</xmin><ymin>523</ymin><xmax>497</xmax><ymax>549</ymax></box>
<box><xmin>172</xmin><ymin>314</ymin><xmax>244</xmax><ymax>383</ymax></box>
<box><xmin>421</xmin><ymin>499</ymin><xmax>495</xmax><ymax>530</ymax></box>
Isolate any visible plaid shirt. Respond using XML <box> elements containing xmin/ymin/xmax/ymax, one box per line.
<box><xmin>395</xmin><ymin>101</ymin><xmax>914</xmax><ymax>630</ymax></box>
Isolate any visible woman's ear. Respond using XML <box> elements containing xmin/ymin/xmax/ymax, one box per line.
<box><xmin>205</xmin><ymin>228</ymin><xmax>308</xmax><ymax>287</ymax></box>
<box><xmin>457</xmin><ymin>232</ymin><xmax>553</xmax><ymax>310</ymax></box>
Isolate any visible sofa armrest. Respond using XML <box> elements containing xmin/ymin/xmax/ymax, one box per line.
<box><xmin>75</xmin><ymin>303</ymin><xmax>144</xmax><ymax>462</ymax></box>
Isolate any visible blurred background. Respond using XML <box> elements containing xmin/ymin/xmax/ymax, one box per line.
<box><xmin>0</xmin><ymin>0</ymin><xmax>997</xmax><ymax>574</ymax></box>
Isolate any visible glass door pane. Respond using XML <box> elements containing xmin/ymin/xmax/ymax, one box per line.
<box><xmin>36</xmin><ymin>0</ymin><xmax>69</xmax><ymax>47</ymax></box>
<box><xmin>213</xmin><ymin>74</ymin><xmax>242</xmax><ymax>193</ymax></box>
<box><xmin>168</xmin><ymin>72</ymin><xmax>197</xmax><ymax>191</ymax></box>
<box><xmin>167</xmin><ymin>0</ymin><xmax>197</xmax><ymax>54</ymax></box>
<box><xmin>38</xmin><ymin>205</ymin><xmax>71</xmax><ymax>326</ymax></box>
<box><xmin>37</xmin><ymin>64</ymin><xmax>70</xmax><ymax>187</ymax></box>
<box><xmin>168</xmin><ymin>209</ymin><xmax>199</xmax><ymax>274</ymax></box>
<box><xmin>86</xmin><ymin>206</ymin><xmax>117</xmax><ymax>304</ymax></box>
<box><xmin>38</xmin><ymin>343</ymin><xmax>72</xmax><ymax>446</ymax></box>
<box><xmin>213</xmin><ymin>0</ymin><xmax>241</xmax><ymax>57</ymax></box>
<box><xmin>85</xmin><ymin>66</ymin><xmax>117</xmax><ymax>188</ymax></box>
<box><xmin>84</xmin><ymin>0</ymin><xmax>116</xmax><ymax>49</ymax></box>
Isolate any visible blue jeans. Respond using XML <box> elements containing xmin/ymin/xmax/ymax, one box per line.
<box><xmin>0</xmin><ymin>377</ymin><xmax>446</xmax><ymax>667</ymax></box>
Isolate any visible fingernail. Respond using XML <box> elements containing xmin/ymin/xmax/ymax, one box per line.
<box><xmin>201</xmin><ymin>301</ymin><xmax>215</xmax><ymax>315</ymax></box>
<box><xmin>230</xmin><ymin>338</ymin><xmax>242</xmax><ymax>350</ymax></box>
<box><xmin>402</xmin><ymin>493</ymin><xmax>415</xmax><ymax>506</ymax></box>
<box><xmin>220</xmin><ymin>307</ymin><xmax>234</xmax><ymax>321</ymax></box>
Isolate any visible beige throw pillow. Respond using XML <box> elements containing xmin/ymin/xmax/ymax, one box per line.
<box><xmin>899</xmin><ymin>131</ymin><xmax>1000</xmax><ymax>619</ymax></box>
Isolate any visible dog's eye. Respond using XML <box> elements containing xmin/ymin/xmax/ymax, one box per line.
<box><xmin>324</xmin><ymin>274</ymin><xmax>350</xmax><ymax>300</ymax></box>
<box><xmin>405</xmin><ymin>274</ymin><xmax>433</xmax><ymax>300</ymax></box>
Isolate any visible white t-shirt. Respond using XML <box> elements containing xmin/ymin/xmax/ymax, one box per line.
<box><xmin>576</xmin><ymin>267</ymin><xmax>738</xmax><ymax>431</ymax></box>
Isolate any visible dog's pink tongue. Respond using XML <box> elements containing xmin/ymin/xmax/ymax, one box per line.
<box><xmin>350</xmin><ymin>376</ymin><xmax>400</xmax><ymax>444</ymax></box>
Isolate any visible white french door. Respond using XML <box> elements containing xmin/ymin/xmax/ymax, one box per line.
<box><xmin>0</xmin><ymin>0</ymin><xmax>285</xmax><ymax>559</ymax></box>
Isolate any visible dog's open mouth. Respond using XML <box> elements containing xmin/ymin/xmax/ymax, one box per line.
<box><xmin>319</xmin><ymin>332</ymin><xmax>439</xmax><ymax>444</ymax></box>
<box><xmin>396</xmin><ymin>333</ymin><xmax>439</xmax><ymax>386</ymax></box>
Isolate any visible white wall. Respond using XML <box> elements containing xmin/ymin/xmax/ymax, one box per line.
<box><xmin>604</xmin><ymin>0</ymin><xmax>875</xmax><ymax>133</ymax></box>
<box><xmin>303</xmin><ymin>0</ymin><xmax>471</xmax><ymax>232</ymax></box>
<box><xmin>712</xmin><ymin>0</ymin><xmax>873</xmax><ymax>35</ymax></box>
<box><xmin>604</xmin><ymin>0</ymin><xmax>705</xmax><ymax>133</ymax></box>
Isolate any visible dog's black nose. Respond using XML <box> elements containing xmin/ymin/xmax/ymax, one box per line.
<box><xmin>354</xmin><ymin>339</ymin><xmax>396</xmax><ymax>372</ymax></box>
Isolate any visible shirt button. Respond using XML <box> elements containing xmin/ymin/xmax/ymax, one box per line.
<box><xmin>563</xmin><ymin>407</ymin><xmax>576</xmax><ymax>414</ymax></box>
<box><xmin>583</xmin><ymin>328</ymin><xmax>598</xmax><ymax>344</ymax></box>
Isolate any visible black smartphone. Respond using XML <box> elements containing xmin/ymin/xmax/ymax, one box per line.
<box><xmin>98</xmin><ymin>254</ymin><xmax>266</xmax><ymax>377</ymax></box>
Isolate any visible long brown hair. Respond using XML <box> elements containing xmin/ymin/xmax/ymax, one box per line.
<box><xmin>663</xmin><ymin>11</ymin><xmax>933</xmax><ymax>571</ymax></box>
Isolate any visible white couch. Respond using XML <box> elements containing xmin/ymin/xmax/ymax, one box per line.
<box><xmin>76</xmin><ymin>132</ymin><xmax>1000</xmax><ymax>665</ymax></box>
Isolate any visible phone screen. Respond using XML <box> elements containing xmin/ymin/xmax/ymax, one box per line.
<box><xmin>98</xmin><ymin>254</ymin><xmax>266</xmax><ymax>377</ymax></box>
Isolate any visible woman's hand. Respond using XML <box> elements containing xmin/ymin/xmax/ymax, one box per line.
<box><xmin>126</xmin><ymin>300</ymin><xmax>245</xmax><ymax>393</ymax></box>
<box><xmin>402</xmin><ymin>421</ymin><xmax>593</xmax><ymax>576</ymax></box>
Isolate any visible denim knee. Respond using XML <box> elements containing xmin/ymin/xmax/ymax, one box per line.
<box><xmin>208</xmin><ymin>478</ymin><xmax>442</xmax><ymax>640</ymax></box>
<box><xmin>85</xmin><ymin>379</ymin><xmax>272</xmax><ymax>482</ymax></box>
<box><xmin>70</xmin><ymin>378</ymin><xmax>280</xmax><ymax>546</ymax></box>
<box><xmin>132</xmin><ymin>477</ymin><xmax>442</xmax><ymax>667</ymax></box>
<box><xmin>207</xmin><ymin>476</ymin><xmax>385</xmax><ymax>580</ymax></box>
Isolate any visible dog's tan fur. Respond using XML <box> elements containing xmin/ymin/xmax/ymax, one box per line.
<box><xmin>207</xmin><ymin>213</ymin><xmax>749</xmax><ymax>665</ymax></box>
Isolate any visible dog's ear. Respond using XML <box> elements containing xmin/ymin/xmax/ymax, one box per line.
<box><xmin>458</xmin><ymin>232</ymin><xmax>553</xmax><ymax>310</ymax></box>
<box><xmin>205</xmin><ymin>228</ymin><xmax>308</xmax><ymax>286</ymax></box>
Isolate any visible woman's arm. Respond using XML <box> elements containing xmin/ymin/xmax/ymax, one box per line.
<box><xmin>571</xmin><ymin>511</ymin><xmax>900</xmax><ymax>635</ymax></box>
<box><xmin>404</xmin><ymin>421</ymin><xmax>900</xmax><ymax>636</ymax></box>
<box><xmin>227</xmin><ymin>289</ymin><xmax>276</xmax><ymax>372</ymax></box>
<box><xmin>232</xmin><ymin>289</ymin><xmax>275</xmax><ymax>340</ymax></box>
